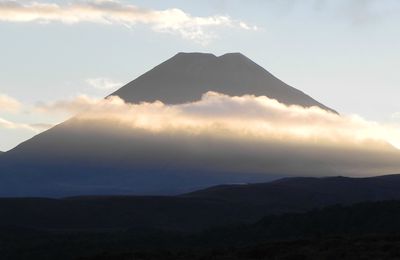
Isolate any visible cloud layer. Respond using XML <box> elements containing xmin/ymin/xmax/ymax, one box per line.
<box><xmin>3</xmin><ymin>91</ymin><xmax>400</xmax><ymax>176</ymax></box>
<box><xmin>70</xmin><ymin>92</ymin><xmax>400</xmax><ymax>150</ymax></box>
<box><xmin>0</xmin><ymin>0</ymin><xmax>256</xmax><ymax>43</ymax></box>
<box><xmin>44</xmin><ymin>91</ymin><xmax>400</xmax><ymax>177</ymax></box>
<box><xmin>35</xmin><ymin>94</ymin><xmax>103</xmax><ymax>114</ymax></box>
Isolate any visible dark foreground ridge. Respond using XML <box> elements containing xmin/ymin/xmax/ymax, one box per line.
<box><xmin>3</xmin><ymin>200</ymin><xmax>400</xmax><ymax>259</ymax></box>
<box><xmin>2</xmin><ymin>175</ymin><xmax>400</xmax><ymax>259</ymax></box>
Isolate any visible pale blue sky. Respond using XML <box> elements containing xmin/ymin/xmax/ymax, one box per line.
<box><xmin>1</xmin><ymin>0</ymin><xmax>400</xmax><ymax>151</ymax></box>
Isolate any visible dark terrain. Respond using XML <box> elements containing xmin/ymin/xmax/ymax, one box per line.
<box><xmin>2</xmin><ymin>175</ymin><xmax>400</xmax><ymax>259</ymax></box>
<box><xmin>2</xmin><ymin>175</ymin><xmax>400</xmax><ymax>232</ymax></box>
<box><xmin>3</xmin><ymin>200</ymin><xmax>400</xmax><ymax>259</ymax></box>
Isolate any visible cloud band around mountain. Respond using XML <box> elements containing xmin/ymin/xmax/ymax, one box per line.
<box><xmin>63</xmin><ymin>92</ymin><xmax>399</xmax><ymax>150</ymax></box>
<box><xmin>0</xmin><ymin>0</ymin><xmax>257</xmax><ymax>43</ymax></box>
<box><xmin>3</xmin><ymin>91</ymin><xmax>400</xmax><ymax>176</ymax></box>
<box><xmin>48</xmin><ymin>91</ymin><xmax>400</xmax><ymax>177</ymax></box>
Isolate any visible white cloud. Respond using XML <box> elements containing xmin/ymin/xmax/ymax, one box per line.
<box><xmin>0</xmin><ymin>93</ymin><xmax>21</xmax><ymax>112</ymax></box>
<box><xmin>3</xmin><ymin>91</ymin><xmax>400</xmax><ymax>175</ymax></box>
<box><xmin>0</xmin><ymin>93</ymin><xmax>56</xmax><ymax>151</ymax></box>
<box><xmin>0</xmin><ymin>93</ymin><xmax>101</xmax><ymax>136</ymax></box>
<box><xmin>48</xmin><ymin>92</ymin><xmax>400</xmax><ymax>176</ymax></box>
<box><xmin>86</xmin><ymin>78</ymin><xmax>122</xmax><ymax>90</ymax></box>
<box><xmin>35</xmin><ymin>94</ymin><xmax>102</xmax><ymax>114</ymax></box>
<box><xmin>0</xmin><ymin>0</ymin><xmax>257</xmax><ymax>43</ymax></box>
<box><xmin>31</xmin><ymin>91</ymin><xmax>400</xmax><ymax>152</ymax></box>
<box><xmin>0</xmin><ymin>117</ymin><xmax>45</xmax><ymax>132</ymax></box>
<box><xmin>65</xmin><ymin>92</ymin><xmax>400</xmax><ymax>151</ymax></box>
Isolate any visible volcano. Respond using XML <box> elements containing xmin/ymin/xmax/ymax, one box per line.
<box><xmin>2</xmin><ymin>52</ymin><xmax>390</xmax><ymax>198</ymax></box>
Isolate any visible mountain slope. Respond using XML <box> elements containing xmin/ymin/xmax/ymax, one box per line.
<box><xmin>112</xmin><ymin>52</ymin><xmax>336</xmax><ymax>113</ymax></box>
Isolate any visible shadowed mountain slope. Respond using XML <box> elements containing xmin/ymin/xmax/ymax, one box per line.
<box><xmin>112</xmin><ymin>52</ymin><xmax>336</xmax><ymax>113</ymax></box>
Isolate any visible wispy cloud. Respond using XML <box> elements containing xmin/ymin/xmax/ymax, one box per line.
<box><xmin>0</xmin><ymin>117</ymin><xmax>45</xmax><ymax>132</ymax></box>
<box><xmin>0</xmin><ymin>93</ymin><xmax>56</xmax><ymax>136</ymax></box>
<box><xmin>35</xmin><ymin>94</ymin><xmax>103</xmax><ymax>114</ymax></box>
<box><xmin>86</xmin><ymin>77</ymin><xmax>122</xmax><ymax>90</ymax></box>
<box><xmin>0</xmin><ymin>93</ymin><xmax>100</xmax><ymax>134</ymax></box>
<box><xmin>0</xmin><ymin>93</ymin><xmax>21</xmax><ymax>112</ymax></box>
<box><xmin>0</xmin><ymin>0</ymin><xmax>257</xmax><ymax>43</ymax></box>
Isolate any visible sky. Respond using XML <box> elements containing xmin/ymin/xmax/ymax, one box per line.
<box><xmin>1</xmin><ymin>0</ymin><xmax>400</xmax><ymax>151</ymax></box>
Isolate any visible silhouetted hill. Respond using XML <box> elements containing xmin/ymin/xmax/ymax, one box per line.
<box><xmin>184</xmin><ymin>174</ymin><xmax>400</xmax><ymax>210</ymax></box>
<box><xmin>1</xmin><ymin>174</ymin><xmax>400</xmax><ymax>233</ymax></box>
<box><xmin>112</xmin><ymin>52</ymin><xmax>336</xmax><ymax>112</ymax></box>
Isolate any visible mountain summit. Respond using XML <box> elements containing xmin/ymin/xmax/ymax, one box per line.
<box><xmin>112</xmin><ymin>52</ymin><xmax>335</xmax><ymax>112</ymax></box>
